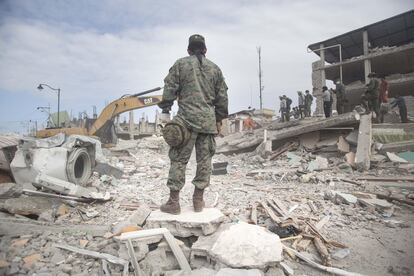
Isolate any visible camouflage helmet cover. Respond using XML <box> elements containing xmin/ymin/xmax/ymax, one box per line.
<box><xmin>188</xmin><ymin>34</ymin><xmax>206</xmax><ymax>47</ymax></box>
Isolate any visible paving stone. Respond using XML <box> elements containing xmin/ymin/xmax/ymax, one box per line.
<box><xmin>191</xmin><ymin>222</ymin><xmax>282</xmax><ymax>269</ymax></box>
<box><xmin>145</xmin><ymin>207</ymin><xmax>225</xmax><ymax>237</ymax></box>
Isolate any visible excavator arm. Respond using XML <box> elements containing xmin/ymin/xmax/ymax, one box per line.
<box><xmin>89</xmin><ymin>87</ymin><xmax>163</xmax><ymax>144</ymax></box>
<box><xmin>36</xmin><ymin>87</ymin><xmax>164</xmax><ymax>145</ymax></box>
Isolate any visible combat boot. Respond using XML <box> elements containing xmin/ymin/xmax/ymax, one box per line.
<box><xmin>160</xmin><ymin>190</ymin><xmax>181</xmax><ymax>215</ymax></box>
<box><xmin>193</xmin><ymin>187</ymin><xmax>205</xmax><ymax>212</ymax></box>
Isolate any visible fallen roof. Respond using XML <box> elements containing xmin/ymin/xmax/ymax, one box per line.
<box><xmin>308</xmin><ymin>10</ymin><xmax>414</xmax><ymax>64</ymax></box>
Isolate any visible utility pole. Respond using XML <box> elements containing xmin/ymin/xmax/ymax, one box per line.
<box><xmin>257</xmin><ymin>46</ymin><xmax>263</xmax><ymax>110</ymax></box>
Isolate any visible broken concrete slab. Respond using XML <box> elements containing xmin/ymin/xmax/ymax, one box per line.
<box><xmin>307</xmin><ymin>156</ymin><xmax>328</xmax><ymax>172</ymax></box>
<box><xmin>0</xmin><ymin>196</ymin><xmax>55</xmax><ymax>216</ymax></box>
<box><xmin>145</xmin><ymin>207</ymin><xmax>225</xmax><ymax>237</ymax></box>
<box><xmin>299</xmin><ymin>131</ymin><xmax>320</xmax><ymax>150</ymax></box>
<box><xmin>355</xmin><ymin>114</ymin><xmax>372</xmax><ymax>171</ymax></box>
<box><xmin>358</xmin><ymin>198</ymin><xmax>394</xmax><ymax>211</ymax></box>
<box><xmin>334</xmin><ymin>192</ymin><xmax>358</xmax><ymax>205</ymax></box>
<box><xmin>386</xmin><ymin>152</ymin><xmax>409</xmax><ymax>163</ymax></box>
<box><xmin>116</xmin><ymin>202</ymin><xmax>152</xmax><ymax>229</ymax></box>
<box><xmin>215</xmin><ymin>268</ymin><xmax>263</xmax><ymax>276</ymax></box>
<box><xmin>191</xmin><ymin>222</ymin><xmax>282</xmax><ymax>269</ymax></box>
<box><xmin>337</xmin><ymin>136</ymin><xmax>350</xmax><ymax>153</ymax></box>
<box><xmin>0</xmin><ymin>183</ymin><xmax>22</xmax><ymax>198</ymax></box>
<box><xmin>378</xmin><ymin>140</ymin><xmax>414</xmax><ymax>153</ymax></box>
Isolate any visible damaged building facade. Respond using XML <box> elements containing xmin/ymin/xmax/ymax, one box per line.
<box><xmin>309</xmin><ymin>10</ymin><xmax>414</xmax><ymax>116</ymax></box>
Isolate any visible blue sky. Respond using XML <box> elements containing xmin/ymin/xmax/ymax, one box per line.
<box><xmin>0</xmin><ymin>0</ymin><xmax>412</xmax><ymax>134</ymax></box>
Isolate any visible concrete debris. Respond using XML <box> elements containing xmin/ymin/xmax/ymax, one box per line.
<box><xmin>332</xmin><ymin>248</ymin><xmax>351</xmax><ymax>260</ymax></box>
<box><xmin>307</xmin><ymin>156</ymin><xmax>328</xmax><ymax>172</ymax></box>
<box><xmin>145</xmin><ymin>207</ymin><xmax>225</xmax><ymax>237</ymax></box>
<box><xmin>355</xmin><ymin>114</ymin><xmax>372</xmax><ymax>171</ymax></box>
<box><xmin>386</xmin><ymin>152</ymin><xmax>409</xmax><ymax>163</ymax></box>
<box><xmin>334</xmin><ymin>191</ymin><xmax>358</xmax><ymax>205</ymax></box>
<box><xmin>191</xmin><ymin>222</ymin><xmax>282</xmax><ymax>269</ymax></box>
<box><xmin>215</xmin><ymin>268</ymin><xmax>263</xmax><ymax>276</ymax></box>
<box><xmin>279</xmin><ymin>262</ymin><xmax>294</xmax><ymax>275</ymax></box>
<box><xmin>0</xmin><ymin>182</ymin><xmax>22</xmax><ymax>198</ymax></box>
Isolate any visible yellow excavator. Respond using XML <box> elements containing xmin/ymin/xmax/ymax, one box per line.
<box><xmin>36</xmin><ymin>87</ymin><xmax>163</xmax><ymax>145</ymax></box>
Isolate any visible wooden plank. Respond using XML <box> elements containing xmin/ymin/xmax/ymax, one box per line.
<box><xmin>356</xmin><ymin>176</ymin><xmax>414</xmax><ymax>182</ymax></box>
<box><xmin>259</xmin><ymin>201</ymin><xmax>281</xmax><ymax>224</ymax></box>
<box><xmin>272</xmin><ymin>199</ymin><xmax>289</xmax><ymax>217</ymax></box>
<box><xmin>267</xmin><ymin>199</ymin><xmax>286</xmax><ymax>218</ymax></box>
<box><xmin>282</xmin><ymin>245</ymin><xmax>364</xmax><ymax>276</ymax></box>
<box><xmin>313</xmin><ymin>237</ymin><xmax>332</xmax><ymax>266</ymax></box>
<box><xmin>126</xmin><ymin>239</ymin><xmax>143</xmax><ymax>276</ymax></box>
<box><xmin>250</xmin><ymin>203</ymin><xmax>258</xmax><ymax>225</ymax></box>
<box><xmin>375</xmin><ymin>193</ymin><xmax>414</xmax><ymax>207</ymax></box>
<box><xmin>355</xmin><ymin>113</ymin><xmax>372</xmax><ymax>171</ymax></box>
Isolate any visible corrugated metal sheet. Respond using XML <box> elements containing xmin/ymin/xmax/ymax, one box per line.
<box><xmin>0</xmin><ymin>135</ymin><xmax>19</xmax><ymax>149</ymax></box>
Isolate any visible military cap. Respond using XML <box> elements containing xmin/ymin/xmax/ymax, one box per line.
<box><xmin>189</xmin><ymin>34</ymin><xmax>206</xmax><ymax>46</ymax></box>
<box><xmin>367</xmin><ymin>72</ymin><xmax>377</xmax><ymax>77</ymax></box>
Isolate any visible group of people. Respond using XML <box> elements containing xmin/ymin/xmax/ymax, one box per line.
<box><xmin>362</xmin><ymin>72</ymin><xmax>408</xmax><ymax>123</ymax></box>
<box><xmin>322</xmin><ymin>80</ymin><xmax>347</xmax><ymax>118</ymax></box>
<box><xmin>279</xmin><ymin>90</ymin><xmax>313</xmax><ymax>122</ymax></box>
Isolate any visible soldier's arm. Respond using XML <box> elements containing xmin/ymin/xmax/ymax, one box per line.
<box><xmin>213</xmin><ymin>69</ymin><xmax>229</xmax><ymax>122</ymax></box>
<box><xmin>366</xmin><ymin>80</ymin><xmax>374</xmax><ymax>91</ymax></box>
<box><xmin>158</xmin><ymin>61</ymin><xmax>181</xmax><ymax>112</ymax></box>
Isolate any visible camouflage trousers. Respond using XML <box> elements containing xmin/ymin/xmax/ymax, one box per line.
<box><xmin>167</xmin><ymin>131</ymin><xmax>216</xmax><ymax>191</ymax></box>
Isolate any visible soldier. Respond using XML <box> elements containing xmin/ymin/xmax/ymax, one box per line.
<box><xmin>322</xmin><ymin>86</ymin><xmax>332</xmax><ymax>118</ymax></box>
<box><xmin>297</xmin><ymin>91</ymin><xmax>305</xmax><ymax>119</ymax></box>
<box><xmin>304</xmin><ymin>90</ymin><xmax>313</xmax><ymax>117</ymax></box>
<box><xmin>365</xmin><ymin>72</ymin><xmax>380</xmax><ymax>118</ymax></box>
<box><xmin>283</xmin><ymin>95</ymin><xmax>292</xmax><ymax>121</ymax></box>
<box><xmin>334</xmin><ymin>79</ymin><xmax>346</xmax><ymax>114</ymax></box>
<box><xmin>158</xmin><ymin>34</ymin><xmax>228</xmax><ymax>214</ymax></box>
<box><xmin>279</xmin><ymin>96</ymin><xmax>286</xmax><ymax>122</ymax></box>
<box><xmin>391</xmin><ymin>94</ymin><xmax>408</xmax><ymax>123</ymax></box>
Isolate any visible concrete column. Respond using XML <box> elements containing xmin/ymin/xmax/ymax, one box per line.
<box><xmin>311</xmin><ymin>43</ymin><xmax>326</xmax><ymax>116</ymax></box>
<box><xmin>363</xmin><ymin>30</ymin><xmax>371</xmax><ymax>84</ymax></box>
<box><xmin>129</xmin><ymin>111</ymin><xmax>134</xmax><ymax>140</ymax></box>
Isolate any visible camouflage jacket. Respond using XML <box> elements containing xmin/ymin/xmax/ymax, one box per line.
<box><xmin>366</xmin><ymin>78</ymin><xmax>380</xmax><ymax>97</ymax></box>
<box><xmin>158</xmin><ymin>55</ymin><xmax>228</xmax><ymax>134</ymax></box>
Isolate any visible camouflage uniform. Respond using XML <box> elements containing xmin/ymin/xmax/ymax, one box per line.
<box><xmin>365</xmin><ymin>77</ymin><xmax>380</xmax><ymax>117</ymax></box>
<box><xmin>335</xmin><ymin>83</ymin><xmax>346</xmax><ymax>114</ymax></box>
<box><xmin>158</xmin><ymin>53</ymin><xmax>228</xmax><ymax>191</ymax></box>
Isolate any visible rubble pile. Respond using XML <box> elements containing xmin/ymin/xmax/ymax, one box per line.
<box><xmin>0</xmin><ymin>111</ymin><xmax>413</xmax><ymax>275</ymax></box>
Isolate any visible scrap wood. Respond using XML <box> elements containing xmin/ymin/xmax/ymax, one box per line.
<box><xmin>281</xmin><ymin>234</ymin><xmax>303</xmax><ymax>242</ymax></box>
<box><xmin>314</xmin><ymin>236</ymin><xmax>332</xmax><ymax>266</ymax></box>
<box><xmin>267</xmin><ymin>199</ymin><xmax>286</xmax><ymax>218</ymax></box>
<box><xmin>297</xmin><ymin>215</ymin><xmax>330</xmax><ymax>251</ymax></box>
<box><xmin>270</xmin><ymin>142</ymin><xmax>298</xmax><ymax>160</ymax></box>
<box><xmin>272</xmin><ymin>198</ymin><xmax>289</xmax><ymax>217</ymax></box>
<box><xmin>249</xmin><ymin>203</ymin><xmax>258</xmax><ymax>225</ymax></box>
<box><xmin>308</xmin><ymin>201</ymin><xmax>318</xmax><ymax>213</ymax></box>
<box><xmin>307</xmin><ymin>221</ymin><xmax>347</xmax><ymax>249</ymax></box>
<box><xmin>282</xmin><ymin>245</ymin><xmax>365</xmax><ymax>276</ymax></box>
<box><xmin>339</xmin><ymin>178</ymin><xmax>362</xmax><ymax>186</ymax></box>
<box><xmin>54</xmin><ymin>243</ymin><xmax>129</xmax><ymax>276</ymax></box>
<box><xmin>356</xmin><ymin>176</ymin><xmax>414</xmax><ymax>182</ymax></box>
<box><xmin>375</xmin><ymin>193</ymin><xmax>414</xmax><ymax>207</ymax></box>
<box><xmin>212</xmin><ymin>192</ymin><xmax>219</xmax><ymax>207</ymax></box>
<box><xmin>259</xmin><ymin>200</ymin><xmax>281</xmax><ymax>224</ymax></box>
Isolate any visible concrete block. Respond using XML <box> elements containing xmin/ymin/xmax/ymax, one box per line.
<box><xmin>145</xmin><ymin>207</ymin><xmax>225</xmax><ymax>237</ymax></box>
<box><xmin>191</xmin><ymin>222</ymin><xmax>282</xmax><ymax>269</ymax></box>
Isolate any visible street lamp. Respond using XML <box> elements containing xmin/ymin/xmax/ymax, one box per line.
<box><xmin>37</xmin><ymin>83</ymin><xmax>61</xmax><ymax>128</ymax></box>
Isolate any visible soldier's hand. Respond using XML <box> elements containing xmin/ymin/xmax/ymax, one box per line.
<box><xmin>216</xmin><ymin>121</ymin><xmax>222</xmax><ymax>135</ymax></box>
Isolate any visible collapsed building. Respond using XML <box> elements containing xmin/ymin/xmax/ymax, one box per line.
<box><xmin>308</xmin><ymin>10</ymin><xmax>414</xmax><ymax>116</ymax></box>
